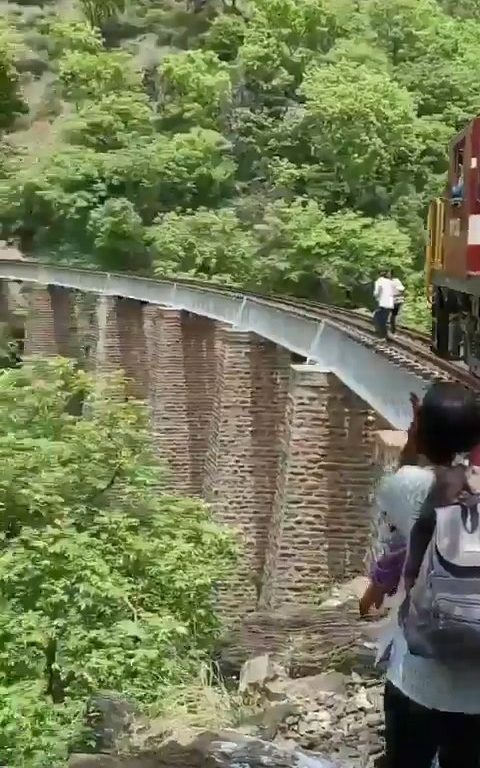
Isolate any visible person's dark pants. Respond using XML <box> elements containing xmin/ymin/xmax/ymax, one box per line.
<box><xmin>384</xmin><ymin>682</ymin><xmax>480</xmax><ymax>768</ymax></box>
<box><xmin>374</xmin><ymin>306</ymin><xmax>390</xmax><ymax>338</ymax></box>
<box><xmin>390</xmin><ymin>303</ymin><xmax>401</xmax><ymax>334</ymax></box>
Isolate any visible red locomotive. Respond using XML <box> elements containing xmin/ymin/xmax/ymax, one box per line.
<box><xmin>427</xmin><ymin>117</ymin><xmax>480</xmax><ymax>376</ymax></box>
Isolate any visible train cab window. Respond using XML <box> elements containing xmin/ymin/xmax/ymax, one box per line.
<box><xmin>451</xmin><ymin>143</ymin><xmax>465</xmax><ymax>205</ymax></box>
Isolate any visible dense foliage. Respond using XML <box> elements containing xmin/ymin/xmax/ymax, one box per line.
<box><xmin>3</xmin><ymin>0</ymin><xmax>480</xmax><ymax>320</ymax></box>
<box><xmin>0</xmin><ymin>359</ymin><xmax>236</xmax><ymax>766</ymax></box>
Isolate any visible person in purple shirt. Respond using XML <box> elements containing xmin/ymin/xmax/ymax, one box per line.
<box><xmin>360</xmin><ymin>451</ymin><xmax>480</xmax><ymax>617</ymax></box>
<box><xmin>359</xmin><ymin>391</ymin><xmax>480</xmax><ymax>619</ymax></box>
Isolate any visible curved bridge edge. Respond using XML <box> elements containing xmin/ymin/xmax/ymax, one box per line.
<box><xmin>0</xmin><ymin>260</ymin><xmax>427</xmax><ymax>429</ymax></box>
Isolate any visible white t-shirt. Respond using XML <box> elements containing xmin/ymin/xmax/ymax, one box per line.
<box><xmin>376</xmin><ymin>466</ymin><xmax>480</xmax><ymax>713</ymax></box>
<box><xmin>392</xmin><ymin>277</ymin><xmax>405</xmax><ymax>305</ymax></box>
<box><xmin>374</xmin><ymin>277</ymin><xmax>395</xmax><ymax>309</ymax></box>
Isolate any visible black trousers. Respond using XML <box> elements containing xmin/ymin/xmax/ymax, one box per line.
<box><xmin>374</xmin><ymin>306</ymin><xmax>390</xmax><ymax>338</ymax></box>
<box><xmin>390</xmin><ymin>302</ymin><xmax>401</xmax><ymax>333</ymax></box>
<box><xmin>384</xmin><ymin>682</ymin><xmax>480</xmax><ymax>768</ymax></box>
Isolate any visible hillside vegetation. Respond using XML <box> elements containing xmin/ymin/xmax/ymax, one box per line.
<box><xmin>0</xmin><ymin>359</ymin><xmax>237</xmax><ymax>767</ymax></box>
<box><xmin>1</xmin><ymin>0</ymin><xmax>479</xmax><ymax>316</ymax></box>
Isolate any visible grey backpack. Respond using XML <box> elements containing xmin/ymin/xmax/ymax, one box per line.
<box><xmin>401</xmin><ymin>465</ymin><xmax>480</xmax><ymax>661</ymax></box>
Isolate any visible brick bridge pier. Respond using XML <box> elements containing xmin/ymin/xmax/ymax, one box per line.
<box><xmin>1</xmin><ymin>280</ymin><xmax>407</xmax><ymax>619</ymax></box>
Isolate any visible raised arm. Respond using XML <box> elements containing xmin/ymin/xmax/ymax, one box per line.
<box><xmin>399</xmin><ymin>393</ymin><xmax>421</xmax><ymax>467</ymax></box>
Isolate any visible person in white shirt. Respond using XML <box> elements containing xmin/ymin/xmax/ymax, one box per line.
<box><xmin>373</xmin><ymin>269</ymin><xmax>395</xmax><ymax>339</ymax></box>
<box><xmin>389</xmin><ymin>269</ymin><xmax>405</xmax><ymax>334</ymax></box>
<box><xmin>373</xmin><ymin>383</ymin><xmax>480</xmax><ymax>768</ymax></box>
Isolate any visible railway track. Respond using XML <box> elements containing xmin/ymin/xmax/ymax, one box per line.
<box><xmin>275</xmin><ymin>296</ymin><xmax>479</xmax><ymax>391</ymax></box>
<box><xmin>0</xmin><ymin>257</ymin><xmax>477</xmax><ymax>392</ymax></box>
<box><xmin>176</xmin><ymin>279</ymin><xmax>478</xmax><ymax>391</ymax></box>
<box><xmin>300</xmin><ymin>302</ymin><xmax>478</xmax><ymax>390</ymax></box>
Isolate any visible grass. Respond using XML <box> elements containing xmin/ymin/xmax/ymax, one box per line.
<box><xmin>134</xmin><ymin>661</ymin><xmax>258</xmax><ymax>747</ymax></box>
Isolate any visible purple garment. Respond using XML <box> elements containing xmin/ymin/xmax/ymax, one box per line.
<box><xmin>371</xmin><ymin>535</ymin><xmax>407</xmax><ymax>596</ymax></box>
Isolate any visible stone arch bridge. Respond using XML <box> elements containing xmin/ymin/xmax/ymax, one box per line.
<box><xmin>0</xmin><ymin>260</ymin><xmax>424</xmax><ymax>619</ymax></box>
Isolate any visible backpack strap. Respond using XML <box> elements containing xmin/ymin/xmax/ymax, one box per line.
<box><xmin>404</xmin><ymin>465</ymin><xmax>468</xmax><ymax>590</ymax></box>
<box><xmin>404</xmin><ymin>486</ymin><xmax>436</xmax><ymax>589</ymax></box>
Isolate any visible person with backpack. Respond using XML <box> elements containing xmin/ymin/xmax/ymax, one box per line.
<box><xmin>360</xmin><ymin>392</ymin><xmax>480</xmax><ymax>619</ymax></box>
<box><xmin>373</xmin><ymin>382</ymin><xmax>480</xmax><ymax>768</ymax></box>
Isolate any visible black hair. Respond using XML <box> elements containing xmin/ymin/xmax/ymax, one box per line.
<box><xmin>416</xmin><ymin>382</ymin><xmax>480</xmax><ymax>465</ymax></box>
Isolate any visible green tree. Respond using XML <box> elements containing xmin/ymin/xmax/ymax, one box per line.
<box><xmin>151</xmin><ymin>206</ymin><xmax>257</xmax><ymax>283</ymax></box>
<box><xmin>204</xmin><ymin>12</ymin><xmax>246</xmax><ymax>61</ymax></box>
<box><xmin>158</xmin><ymin>50</ymin><xmax>232</xmax><ymax>131</ymax></box>
<box><xmin>439</xmin><ymin>0</ymin><xmax>480</xmax><ymax>17</ymax></box>
<box><xmin>249</xmin><ymin>0</ymin><xmax>340</xmax><ymax>54</ymax></box>
<box><xmin>0</xmin><ymin>24</ymin><xmax>28</xmax><ymax>133</ymax></box>
<box><xmin>45</xmin><ymin>19</ymin><xmax>103</xmax><ymax>58</ymax></box>
<box><xmin>396</xmin><ymin>21</ymin><xmax>480</xmax><ymax>127</ymax></box>
<box><xmin>0</xmin><ymin>126</ymin><xmax>235</xmax><ymax>266</ymax></box>
<box><xmin>253</xmin><ymin>198</ymin><xmax>412</xmax><ymax>296</ymax></box>
<box><xmin>296</xmin><ymin>60</ymin><xmax>417</xmax><ymax>213</ymax></box>
<box><xmin>59</xmin><ymin>49</ymin><xmax>143</xmax><ymax>105</ymax></box>
<box><xmin>365</xmin><ymin>0</ymin><xmax>444</xmax><ymax>65</ymax></box>
<box><xmin>149</xmin><ymin>197</ymin><xmax>412</xmax><ymax>299</ymax></box>
<box><xmin>62</xmin><ymin>92</ymin><xmax>154</xmax><ymax>150</ymax></box>
<box><xmin>0</xmin><ymin>359</ymin><xmax>236</xmax><ymax>765</ymax></box>
<box><xmin>0</xmin><ymin>682</ymin><xmax>81</xmax><ymax>768</ymax></box>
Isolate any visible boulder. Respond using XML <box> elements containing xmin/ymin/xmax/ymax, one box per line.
<box><xmin>69</xmin><ymin>756</ymin><xmax>156</xmax><ymax>768</ymax></box>
<box><xmin>69</xmin><ymin>757</ymin><xmax>122</xmax><ymax>768</ymax></box>
<box><xmin>83</xmin><ymin>693</ymin><xmax>142</xmax><ymax>753</ymax></box>
<box><xmin>239</xmin><ymin>654</ymin><xmax>286</xmax><ymax>694</ymax></box>
<box><xmin>266</xmin><ymin>672</ymin><xmax>347</xmax><ymax>703</ymax></box>
<box><xmin>69</xmin><ymin>730</ymin><xmax>350</xmax><ymax>768</ymax></box>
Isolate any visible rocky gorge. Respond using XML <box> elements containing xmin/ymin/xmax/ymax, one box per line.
<box><xmin>69</xmin><ymin>578</ymin><xmax>388</xmax><ymax>768</ymax></box>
